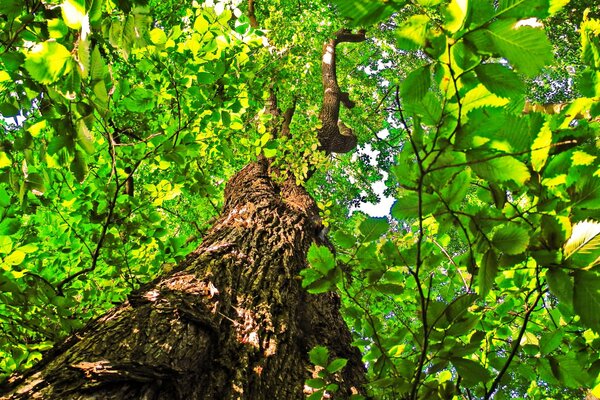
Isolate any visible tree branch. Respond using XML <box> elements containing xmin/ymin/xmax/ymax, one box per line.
<box><xmin>318</xmin><ymin>28</ymin><xmax>366</xmax><ymax>154</ymax></box>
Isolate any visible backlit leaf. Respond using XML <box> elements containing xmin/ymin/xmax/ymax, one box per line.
<box><xmin>25</xmin><ymin>42</ymin><xmax>73</xmax><ymax>84</ymax></box>
<box><xmin>492</xmin><ymin>225</ymin><xmax>530</xmax><ymax>255</ymax></box>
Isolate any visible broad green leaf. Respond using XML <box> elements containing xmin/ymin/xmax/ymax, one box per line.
<box><xmin>359</xmin><ymin>217</ymin><xmax>389</xmax><ymax>242</ymax></box>
<box><xmin>307</xmin><ymin>244</ymin><xmax>335</xmax><ymax>274</ymax></box>
<box><xmin>450</xmin><ymin>357</ymin><xmax>491</xmax><ymax>386</ymax></box>
<box><xmin>309</xmin><ymin>346</ymin><xmax>329</xmax><ymax>367</ymax></box>
<box><xmin>396</xmin><ymin>14</ymin><xmax>430</xmax><ymax>50</ymax></box>
<box><xmin>574</xmin><ymin>270</ymin><xmax>600</xmax><ymax>332</ymax></box>
<box><xmin>0</xmin><ymin>236</ymin><xmax>13</xmax><ymax>254</ymax></box>
<box><xmin>24</xmin><ymin>42</ymin><xmax>74</xmax><ymax>84</ymax></box>
<box><xmin>540</xmin><ymin>329</ymin><xmax>564</xmax><ymax>355</ymax></box>
<box><xmin>492</xmin><ymin>225</ymin><xmax>530</xmax><ymax>255</ymax></box>
<box><xmin>326</xmin><ymin>358</ymin><xmax>348</xmax><ymax>373</ymax></box>
<box><xmin>564</xmin><ymin>219</ymin><xmax>600</xmax><ymax>268</ymax></box>
<box><xmin>391</xmin><ymin>192</ymin><xmax>437</xmax><ymax>220</ymax></box>
<box><xmin>0</xmin><ymin>219</ymin><xmax>20</xmax><ymax>236</ymax></box>
<box><xmin>478</xmin><ymin>250</ymin><xmax>498</xmax><ymax>297</ymax></box>
<box><xmin>474</xmin><ymin>63</ymin><xmax>525</xmax><ymax>99</ymax></box>
<box><xmin>0</xmin><ymin>152</ymin><xmax>11</xmax><ymax>168</ymax></box>
<box><xmin>5</xmin><ymin>250</ymin><xmax>25</xmax><ymax>266</ymax></box>
<box><xmin>496</xmin><ymin>0</ymin><xmax>551</xmax><ymax>19</ymax></box>
<box><xmin>331</xmin><ymin>0</ymin><xmax>401</xmax><ymax>27</ymax></box>
<box><xmin>468</xmin><ymin>151</ymin><xmax>531</xmax><ymax>185</ymax></box>
<box><xmin>460</xmin><ymin>84</ymin><xmax>509</xmax><ymax>115</ymax></box>
<box><xmin>150</xmin><ymin>28</ymin><xmax>168</xmax><ymax>45</ymax></box>
<box><xmin>305</xmin><ymin>378</ymin><xmax>326</xmax><ymax>389</ymax></box>
<box><xmin>401</xmin><ymin>65</ymin><xmax>430</xmax><ymax>103</ymax></box>
<box><xmin>467</xmin><ymin>19</ymin><xmax>553</xmax><ymax>77</ymax></box>
<box><xmin>442</xmin><ymin>0</ymin><xmax>468</xmax><ymax>33</ymax></box>
<box><xmin>531</xmin><ymin>122</ymin><xmax>552</xmax><ymax>172</ymax></box>
<box><xmin>546</xmin><ymin>268</ymin><xmax>573</xmax><ymax>307</ymax></box>
<box><xmin>61</xmin><ymin>0</ymin><xmax>86</xmax><ymax>30</ymax></box>
<box><xmin>123</xmin><ymin>88</ymin><xmax>155</xmax><ymax>112</ymax></box>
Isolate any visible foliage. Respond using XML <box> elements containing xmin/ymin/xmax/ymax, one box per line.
<box><xmin>1</xmin><ymin>0</ymin><xmax>599</xmax><ymax>399</ymax></box>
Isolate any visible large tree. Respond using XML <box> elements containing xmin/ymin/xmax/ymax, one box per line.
<box><xmin>1</xmin><ymin>0</ymin><xmax>600</xmax><ymax>399</ymax></box>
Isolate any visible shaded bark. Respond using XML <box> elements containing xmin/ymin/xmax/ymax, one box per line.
<box><xmin>0</xmin><ymin>159</ymin><xmax>364</xmax><ymax>399</ymax></box>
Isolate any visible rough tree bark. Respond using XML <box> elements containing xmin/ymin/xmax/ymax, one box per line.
<box><xmin>0</xmin><ymin>25</ymin><xmax>367</xmax><ymax>400</ymax></box>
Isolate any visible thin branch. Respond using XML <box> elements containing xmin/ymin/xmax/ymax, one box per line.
<box><xmin>484</xmin><ymin>290</ymin><xmax>542</xmax><ymax>399</ymax></box>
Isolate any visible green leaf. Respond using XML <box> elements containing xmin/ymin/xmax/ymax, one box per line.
<box><xmin>474</xmin><ymin>63</ymin><xmax>525</xmax><ymax>98</ymax></box>
<box><xmin>478</xmin><ymin>250</ymin><xmax>498</xmax><ymax>297</ymax></box>
<box><xmin>396</xmin><ymin>14</ymin><xmax>430</xmax><ymax>50</ymax></box>
<box><xmin>401</xmin><ymin>65</ymin><xmax>431</xmax><ymax>103</ymax></box>
<box><xmin>5</xmin><ymin>250</ymin><xmax>25</xmax><ymax>265</ymax></box>
<box><xmin>564</xmin><ymin>219</ymin><xmax>600</xmax><ymax>259</ymax></box>
<box><xmin>573</xmin><ymin>270</ymin><xmax>600</xmax><ymax>332</ymax></box>
<box><xmin>307</xmin><ymin>244</ymin><xmax>335</xmax><ymax>274</ymax></box>
<box><xmin>492</xmin><ymin>225</ymin><xmax>530</xmax><ymax>255</ymax></box>
<box><xmin>546</xmin><ymin>268</ymin><xmax>573</xmax><ymax>307</ymax></box>
<box><xmin>531</xmin><ymin>122</ymin><xmax>552</xmax><ymax>172</ymax></box>
<box><xmin>309</xmin><ymin>346</ymin><xmax>329</xmax><ymax>367</ymax></box>
<box><xmin>326</xmin><ymin>358</ymin><xmax>348</xmax><ymax>373</ymax></box>
<box><xmin>359</xmin><ymin>217</ymin><xmax>389</xmax><ymax>242</ymax></box>
<box><xmin>481</xmin><ymin>19</ymin><xmax>553</xmax><ymax>77</ymax></box>
<box><xmin>468</xmin><ymin>151</ymin><xmax>531</xmax><ymax>185</ymax></box>
<box><xmin>24</xmin><ymin>42</ymin><xmax>74</xmax><ymax>84</ymax></box>
<box><xmin>123</xmin><ymin>88</ymin><xmax>155</xmax><ymax>112</ymax></box>
<box><xmin>150</xmin><ymin>28</ymin><xmax>168</xmax><ymax>45</ymax></box>
<box><xmin>450</xmin><ymin>357</ymin><xmax>491</xmax><ymax>386</ymax></box>
<box><xmin>391</xmin><ymin>192</ymin><xmax>437</xmax><ymax>220</ymax></box>
<box><xmin>0</xmin><ymin>236</ymin><xmax>13</xmax><ymax>254</ymax></box>
<box><xmin>306</xmin><ymin>378</ymin><xmax>326</xmax><ymax>389</ymax></box>
<box><xmin>331</xmin><ymin>0</ymin><xmax>400</xmax><ymax>27</ymax></box>
<box><xmin>61</xmin><ymin>0</ymin><xmax>86</xmax><ymax>29</ymax></box>
<box><xmin>540</xmin><ymin>329</ymin><xmax>564</xmax><ymax>355</ymax></box>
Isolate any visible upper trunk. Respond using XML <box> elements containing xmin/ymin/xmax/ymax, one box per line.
<box><xmin>0</xmin><ymin>159</ymin><xmax>364</xmax><ymax>399</ymax></box>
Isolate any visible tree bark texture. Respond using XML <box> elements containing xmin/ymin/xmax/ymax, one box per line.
<box><xmin>0</xmin><ymin>159</ymin><xmax>365</xmax><ymax>399</ymax></box>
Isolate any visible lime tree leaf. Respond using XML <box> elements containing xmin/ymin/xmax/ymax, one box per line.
<box><xmin>540</xmin><ymin>329</ymin><xmax>564</xmax><ymax>355</ymax></box>
<box><xmin>479</xmin><ymin>250</ymin><xmax>498</xmax><ymax>297</ymax></box>
<box><xmin>327</xmin><ymin>358</ymin><xmax>348</xmax><ymax>373</ymax></box>
<box><xmin>331</xmin><ymin>0</ymin><xmax>401</xmax><ymax>27</ymax></box>
<box><xmin>307</xmin><ymin>243</ymin><xmax>335</xmax><ymax>274</ymax></box>
<box><xmin>401</xmin><ymin>65</ymin><xmax>431</xmax><ymax>103</ymax></box>
<box><xmin>460</xmin><ymin>84</ymin><xmax>509</xmax><ymax>115</ymax></box>
<box><xmin>564</xmin><ymin>220</ymin><xmax>600</xmax><ymax>259</ymax></box>
<box><xmin>5</xmin><ymin>250</ymin><xmax>26</xmax><ymax>266</ymax></box>
<box><xmin>150</xmin><ymin>28</ymin><xmax>168</xmax><ymax>45</ymax></box>
<box><xmin>468</xmin><ymin>151</ymin><xmax>531</xmax><ymax>185</ymax></box>
<box><xmin>450</xmin><ymin>357</ymin><xmax>491</xmax><ymax>386</ymax></box>
<box><xmin>573</xmin><ymin>270</ymin><xmax>600</xmax><ymax>333</ymax></box>
<box><xmin>309</xmin><ymin>346</ymin><xmax>329</xmax><ymax>367</ymax></box>
<box><xmin>25</xmin><ymin>42</ymin><xmax>74</xmax><ymax>84</ymax></box>
<box><xmin>564</xmin><ymin>219</ymin><xmax>600</xmax><ymax>269</ymax></box>
<box><xmin>492</xmin><ymin>225</ymin><xmax>530</xmax><ymax>255</ymax></box>
<box><xmin>391</xmin><ymin>192</ymin><xmax>437</xmax><ymax>221</ymax></box>
<box><xmin>359</xmin><ymin>217</ymin><xmax>389</xmax><ymax>242</ymax></box>
<box><xmin>546</xmin><ymin>268</ymin><xmax>573</xmax><ymax>307</ymax></box>
<box><xmin>0</xmin><ymin>236</ymin><xmax>13</xmax><ymax>254</ymax></box>
<box><xmin>531</xmin><ymin>122</ymin><xmax>552</xmax><ymax>172</ymax></box>
<box><xmin>474</xmin><ymin>63</ymin><xmax>525</xmax><ymax>98</ymax></box>
<box><xmin>123</xmin><ymin>88</ymin><xmax>155</xmax><ymax>112</ymax></box>
<box><xmin>61</xmin><ymin>0</ymin><xmax>86</xmax><ymax>30</ymax></box>
<box><xmin>396</xmin><ymin>14</ymin><xmax>430</xmax><ymax>50</ymax></box>
<box><xmin>496</xmin><ymin>0</ymin><xmax>551</xmax><ymax>19</ymax></box>
<box><xmin>466</xmin><ymin>20</ymin><xmax>553</xmax><ymax>77</ymax></box>
<box><xmin>484</xmin><ymin>19</ymin><xmax>553</xmax><ymax>77</ymax></box>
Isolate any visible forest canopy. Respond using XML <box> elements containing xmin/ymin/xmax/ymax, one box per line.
<box><xmin>1</xmin><ymin>0</ymin><xmax>600</xmax><ymax>399</ymax></box>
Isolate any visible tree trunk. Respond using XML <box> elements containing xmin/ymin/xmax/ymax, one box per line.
<box><xmin>0</xmin><ymin>158</ymin><xmax>365</xmax><ymax>399</ymax></box>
